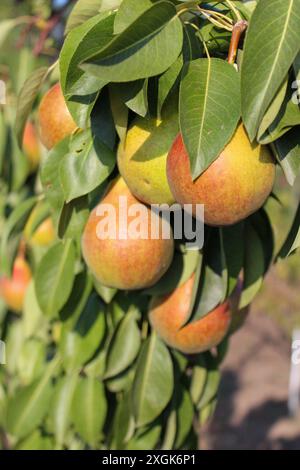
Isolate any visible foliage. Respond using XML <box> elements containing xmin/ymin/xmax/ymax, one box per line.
<box><xmin>0</xmin><ymin>0</ymin><xmax>300</xmax><ymax>451</ymax></box>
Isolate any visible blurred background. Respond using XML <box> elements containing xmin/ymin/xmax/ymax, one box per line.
<box><xmin>0</xmin><ymin>0</ymin><xmax>300</xmax><ymax>450</ymax></box>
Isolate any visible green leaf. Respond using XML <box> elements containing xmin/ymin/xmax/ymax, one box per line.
<box><xmin>35</xmin><ymin>240</ymin><xmax>76</xmax><ymax>318</ymax></box>
<box><xmin>221</xmin><ymin>223</ymin><xmax>245</xmax><ymax>296</ymax></box>
<box><xmin>197</xmin><ymin>357</ymin><xmax>220</xmax><ymax>409</ymax></box>
<box><xmin>6</xmin><ymin>357</ymin><xmax>59</xmax><ymax>439</ymax></box>
<box><xmin>40</xmin><ymin>137</ymin><xmax>70</xmax><ymax>212</ymax></box>
<box><xmin>105</xmin><ymin>370</ymin><xmax>135</xmax><ymax>393</ymax></box>
<box><xmin>250</xmin><ymin>209</ymin><xmax>274</xmax><ymax>272</ymax></box>
<box><xmin>101</xmin><ymin>0</ymin><xmax>123</xmax><ymax>10</ymax></box>
<box><xmin>110</xmin><ymin>393</ymin><xmax>135</xmax><ymax>449</ymax></box>
<box><xmin>119</xmin><ymin>80</ymin><xmax>149</xmax><ymax>117</ymax></box>
<box><xmin>60</xmin><ymin>294</ymin><xmax>106</xmax><ymax>370</ymax></box>
<box><xmin>60</xmin><ymin>13</ymin><xmax>113</xmax><ymax>126</ymax></box>
<box><xmin>191</xmin><ymin>230</ymin><xmax>225</xmax><ymax>322</ymax></box>
<box><xmin>72</xmin><ymin>376</ymin><xmax>107</xmax><ymax>447</ymax></box>
<box><xmin>109</xmin><ymin>85</ymin><xmax>129</xmax><ymax>143</ymax></box>
<box><xmin>0</xmin><ymin>196</ymin><xmax>37</xmax><ymax>275</ymax></box>
<box><xmin>59</xmin><ymin>129</ymin><xmax>115</xmax><ymax>203</ymax></box>
<box><xmin>93</xmin><ymin>276</ymin><xmax>117</xmax><ymax>303</ymax></box>
<box><xmin>106</xmin><ymin>365</ymin><xmax>136</xmax><ymax>393</ymax></box>
<box><xmin>60</xmin><ymin>271</ymin><xmax>93</xmax><ymax>324</ymax></box>
<box><xmin>190</xmin><ymin>355</ymin><xmax>207</xmax><ymax>405</ymax></box>
<box><xmin>114</xmin><ymin>0</ymin><xmax>153</xmax><ymax>34</ymax></box>
<box><xmin>105</xmin><ymin>309</ymin><xmax>141</xmax><ymax>378</ymax></box>
<box><xmin>85</xmin><ymin>349</ymin><xmax>107</xmax><ymax>379</ymax></box>
<box><xmin>157</xmin><ymin>57</ymin><xmax>182</xmax><ymax>116</ymax></box>
<box><xmin>199</xmin><ymin>21</ymin><xmax>231</xmax><ymax>56</ymax></box>
<box><xmin>239</xmin><ymin>223</ymin><xmax>265</xmax><ymax>309</ymax></box>
<box><xmin>132</xmin><ymin>331</ymin><xmax>173</xmax><ymax>427</ymax></box>
<box><xmin>180</xmin><ymin>58</ymin><xmax>241</xmax><ymax>179</ymax></box>
<box><xmin>277</xmin><ymin>202</ymin><xmax>300</xmax><ymax>258</ymax></box>
<box><xmin>90</xmin><ymin>90</ymin><xmax>116</xmax><ymax>150</ymax></box>
<box><xmin>144</xmin><ymin>249</ymin><xmax>200</xmax><ymax>296</ymax></box>
<box><xmin>51</xmin><ymin>373</ymin><xmax>78</xmax><ymax>447</ymax></box>
<box><xmin>174</xmin><ymin>388</ymin><xmax>194</xmax><ymax>449</ymax></box>
<box><xmin>260</xmin><ymin>92</ymin><xmax>300</xmax><ymax>144</ymax></box>
<box><xmin>24</xmin><ymin>201</ymin><xmax>52</xmax><ymax>240</ymax></box>
<box><xmin>10</xmin><ymin>130</ymin><xmax>30</xmax><ymax>191</ymax></box>
<box><xmin>23</xmin><ymin>287</ymin><xmax>46</xmax><ymax>340</ymax></box>
<box><xmin>15</xmin><ymin>66</ymin><xmax>49</xmax><ymax>147</ymax></box>
<box><xmin>125</xmin><ymin>422</ymin><xmax>162</xmax><ymax>450</ymax></box>
<box><xmin>198</xmin><ymin>398</ymin><xmax>217</xmax><ymax>427</ymax></box>
<box><xmin>5</xmin><ymin>322</ymin><xmax>24</xmax><ymax>376</ymax></box>
<box><xmin>60</xmin><ymin>13</ymin><xmax>114</xmax><ymax>93</ymax></box>
<box><xmin>161</xmin><ymin>406</ymin><xmax>177</xmax><ymax>450</ymax></box>
<box><xmin>17</xmin><ymin>339</ymin><xmax>46</xmax><ymax>386</ymax></box>
<box><xmin>272</xmin><ymin>127</ymin><xmax>300</xmax><ymax>185</ymax></box>
<box><xmin>81</xmin><ymin>2</ymin><xmax>183</xmax><ymax>82</ymax></box>
<box><xmin>182</xmin><ymin>22</ymin><xmax>203</xmax><ymax>62</ymax></box>
<box><xmin>15</xmin><ymin>430</ymin><xmax>53</xmax><ymax>450</ymax></box>
<box><xmin>257</xmin><ymin>77</ymin><xmax>289</xmax><ymax>142</ymax></box>
<box><xmin>65</xmin><ymin>0</ymin><xmax>103</xmax><ymax>34</ymax></box>
<box><xmin>57</xmin><ymin>196</ymin><xmax>89</xmax><ymax>243</ymax></box>
<box><xmin>241</xmin><ymin>0</ymin><xmax>300</xmax><ymax>141</ymax></box>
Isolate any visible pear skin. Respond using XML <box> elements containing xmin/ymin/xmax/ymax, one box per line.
<box><xmin>22</xmin><ymin>121</ymin><xmax>41</xmax><ymax>171</ymax></box>
<box><xmin>82</xmin><ymin>177</ymin><xmax>174</xmax><ymax>290</ymax></box>
<box><xmin>0</xmin><ymin>256</ymin><xmax>32</xmax><ymax>313</ymax></box>
<box><xmin>149</xmin><ymin>273</ymin><xmax>231</xmax><ymax>354</ymax></box>
<box><xmin>118</xmin><ymin>111</ymin><xmax>178</xmax><ymax>205</ymax></box>
<box><xmin>38</xmin><ymin>83</ymin><xmax>77</xmax><ymax>150</ymax></box>
<box><xmin>167</xmin><ymin>124</ymin><xmax>276</xmax><ymax>226</ymax></box>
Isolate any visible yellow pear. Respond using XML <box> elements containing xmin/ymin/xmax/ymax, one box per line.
<box><xmin>118</xmin><ymin>108</ymin><xmax>178</xmax><ymax>205</ymax></box>
<box><xmin>167</xmin><ymin>124</ymin><xmax>276</xmax><ymax>226</ymax></box>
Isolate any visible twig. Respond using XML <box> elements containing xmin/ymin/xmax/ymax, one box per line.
<box><xmin>227</xmin><ymin>20</ymin><xmax>248</xmax><ymax>65</ymax></box>
<box><xmin>16</xmin><ymin>0</ymin><xmax>75</xmax><ymax>57</ymax></box>
<box><xmin>33</xmin><ymin>14</ymin><xmax>61</xmax><ymax>56</ymax></box>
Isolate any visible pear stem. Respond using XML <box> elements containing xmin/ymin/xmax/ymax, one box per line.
<box><xmin>227</xmin><ymin>20</ymin><xmax>248</xmax><ymax>65</ymax></box>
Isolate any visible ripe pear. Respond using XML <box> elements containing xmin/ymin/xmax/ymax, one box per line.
<box><xmin>167</xmin><ymin>124</ymin><xmax>276</xmax><ymax>226</ymax></box>
<box><xmin>24</xmin><ymin>207</ymin><xmax>55</xmax><ymax>247</ymax></box>
<box><xmin>22</xmin><ymin>121</ymin><xmax>41</xmax><ymax>171</ymax></box>
<box><xmin>82</xmin><ymin>177</ymin><xmax>174</xmax><ymax>290</ymax></box>
<box><xmin>38</xmin><ymin>83</ymin><xmax>77</xmax><ymax>150</ymax></box>
<box><xmin>117</xmin><ymin>110</ymin><xmax>178</xmax><ymax>205</ymax></box>
<box><xmin>0</xmin><ymin>256</ymin><xmax>32</xmax><ymax>313</ymax></box>
<box><xmin>149</xmin><ymin>273</ymin><xmax>231</xmax><ymax>354</ymax></box>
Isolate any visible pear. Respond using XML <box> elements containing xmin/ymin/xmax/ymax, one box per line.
<box><xmin>38</xmin><ymin>83</ymin><xmax>77</xmax><ymax>150</ymax></box>
<box><xmin>167</xmin><ymin>124</ymin><xmax>275</xmax><ymax>226</ymax></box>
<box><xmin>82</xmin><ymin>177</ymin><xmax>174</xmax><ymax>290</ymax></box>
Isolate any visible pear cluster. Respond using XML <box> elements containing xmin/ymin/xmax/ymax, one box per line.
<box><xmin>2</xmin><ymin>81</ymin><xmax>275</xmax><ymax>354</ymax></box>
